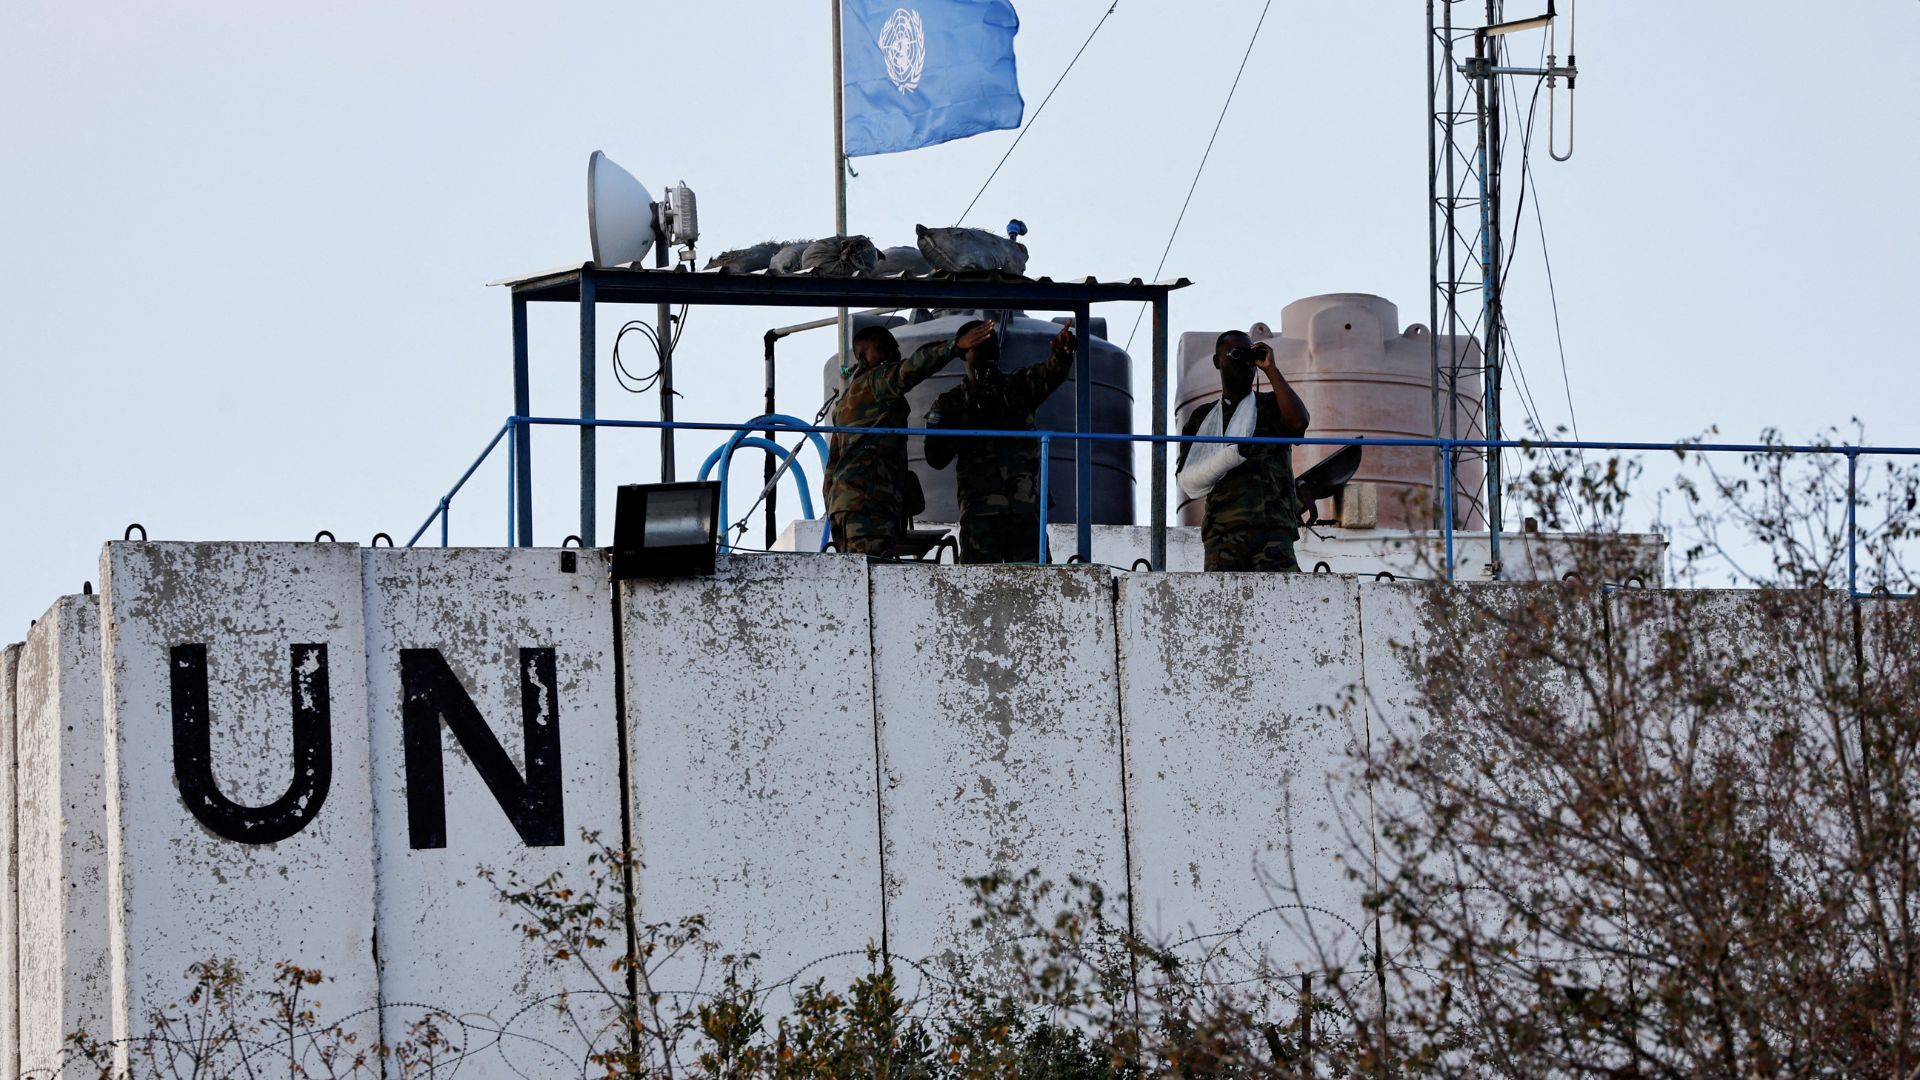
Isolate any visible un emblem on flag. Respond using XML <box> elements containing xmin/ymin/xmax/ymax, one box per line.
<box><xmin>878</xmin><ymin>8</ymin><xmax>926</xmax><ymax>93</ymax></box>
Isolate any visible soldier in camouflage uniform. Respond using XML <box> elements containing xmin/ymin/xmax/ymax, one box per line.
<box><xmin>924</xmin><ymin>321</ymin><xmax>1076</xmax><ymax>564</ymax></box>
<box><xmin>825</xmin><ymin>320</ymin><xmax>997</xmax><ymax>557</ymax></box>
<box><xmin>1176</xmin><ymin>330</ymin><xmax>1312</xmax><ymax>572</ymax></box>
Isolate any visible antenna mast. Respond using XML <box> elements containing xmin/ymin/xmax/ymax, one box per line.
<box><xmin>1426</xmin><ymin>0</ymin><xmax>1575</xmax><ymax>577</ymax></box>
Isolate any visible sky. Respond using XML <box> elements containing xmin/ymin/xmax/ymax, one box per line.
<box><xmin>3</xmin><ymin>0</ymin><xmax>1918</xmax><ymax>630</ymax></box>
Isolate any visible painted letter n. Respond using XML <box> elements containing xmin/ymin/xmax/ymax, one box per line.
<box><xmin>399</xmin><ymin>648</ymin><xmax>564</xmax><ymax>849</ymax></box>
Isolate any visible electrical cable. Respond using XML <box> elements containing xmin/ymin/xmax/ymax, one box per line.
<box><xmin>610</xmin><ymin>313</ymin><xmax>689</xmax><ymax>398</ymax></box>
<box><xmin>1124</xmin><ymin>0</ymin><xmax>1275</xmax><ymax>353</ymax></box>
<box><xmin>1485</xmin><ymin>31</ymin><xmax>1548</xmax><ymax>299</ymax></box>
<box><xmin>1518</xmin><ymin>100</ymin><xmax>1593</xmax><ymax>522</ymax></box>
<box><xmin>1492</xmin><ymin>48</ymin><xmax>1587</xmax><ymax>533</ymax></box>
<box><xmin>956</xmin><ymin>1</ymin><xmax>1120</xmax><ymax>227</ymax></box>
<box><xmin>1502</xmin><ymin>326</ymin><xmax>1587</xmax><ymax>533</ymax></box>
<box><xmin>611</xmin><ymin>321</ymin><xmax>665</xmax><ymax>394</ymax></box>
<box><xmin>1527</xmin><ymin>162</ymin><xmax>1582</xmax><ymax>445</ymax></box>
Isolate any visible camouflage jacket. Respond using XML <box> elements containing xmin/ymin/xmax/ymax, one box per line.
<box><xmin>824</xmin><ymin>341</ymin><xmax>959</xmax><ymax>519</ymax></box>
<box><xmin>1177</xmin><ymin>392</ymin><xmax>1304</xmax><ymax>538</ymax></box>
<box><xmin>923</xmin><ymin>346</ymin><xmax>1073</xmax><ymax>518</ymax></box>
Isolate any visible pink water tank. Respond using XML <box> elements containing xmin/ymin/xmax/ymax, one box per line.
<box><xmin>1173</xmin><ymin>293</ymin><xmax>1485</xmax><ymax>530</ymax></box>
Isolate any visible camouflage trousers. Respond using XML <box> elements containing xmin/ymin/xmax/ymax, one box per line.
<box><xmin>959</xmin><ymin>512</ymin><xmax>1042</xmax><ymax>565</ymax></box>
<box><xmin>1202</xmin><ymin>526</ymin><xmax>1301</xmax><ymax>573</ymax></box>
<box><xmin>830</xmin><ymin>512</ymin><xmax>902</xmax><ymax>558</ymax></box>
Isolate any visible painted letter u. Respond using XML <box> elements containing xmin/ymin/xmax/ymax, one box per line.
<box><xmin>169</xmin><ymin>642</ymin><xmax>333</xmax><ymax>845</ymax></box>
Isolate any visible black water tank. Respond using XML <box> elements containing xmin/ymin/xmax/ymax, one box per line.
<box><xmin>822</xmin><ymin>309</ymin><xmax>1135</xmax><ymax>525</ymax></box>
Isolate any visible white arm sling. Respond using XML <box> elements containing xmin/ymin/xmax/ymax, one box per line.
<box><xmin>1176</xmin><ymin>397</ymin><xmax>1258</xmax><ymax>500</ymax></box>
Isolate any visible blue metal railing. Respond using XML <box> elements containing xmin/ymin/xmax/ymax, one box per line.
<box><xmin>407</xmin><ymin>420</ymin><xmax>513</xmax><ymax>549</ymax></box>
<box><xmin>407</xmin><ymin>416</ymin><xmax>1920</xmax><ymax>599</ymax></box>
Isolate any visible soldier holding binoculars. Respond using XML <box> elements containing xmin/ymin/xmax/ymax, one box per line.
<box><xmin>1176</xmin><ymin>330</ymin><xmax>1312</xmax><ymax>572</ymax></box>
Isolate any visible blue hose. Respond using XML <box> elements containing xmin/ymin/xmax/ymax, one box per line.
<box><xmin>697</xmin><ymin>435</ymin><xmax>820</xmax><ymax>552</ymax></box>
<box><xmin>701</xmin><ymin>415</ymin><xmax>834</xmax><ymax>551</ymax></box>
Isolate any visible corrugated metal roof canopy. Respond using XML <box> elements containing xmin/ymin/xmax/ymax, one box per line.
<box><xmin>492</xmin><ymin>263</ymin><xmax>1191</xmax><ymax>309</ymax></box>
<box><xmin>496</xmin><ymin>262</ymin><xmax>1188</xmax><ymax>568</ymax></box>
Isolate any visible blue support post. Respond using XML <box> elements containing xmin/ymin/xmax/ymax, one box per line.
<box><xmin>1150</xmin><ymin>295</ymin><xmax>1169</xmax><ymax>571</ymax></box>
<box><xmin>1475</xmin><ymin>36</ymin><xmax>1504</xmax><ymax>580</ymax></box>
<box><xmin>1847</xmin><ymin>449</ymin><xmax>1859</xmax><ymax>598</ymax></box>
<box><xmin>1074</xmin><ymin>302</ymin><xmax>1093</xmax><ymax>562</ymax></box>
<box><xmin>1442</xmin><ymin>445</ymin><xmax>1456</xmax><ymax>581</ymax></box>
<box><xmin>512</xmin><ymin>297</ymin><xmax>533</xmax><ymax>547</ymax></box>
<box><xmin>439</xmin><ymin>499</ymin><xmax>450</xmax><ymax>548</ymax></box>
<box><xmin>1037</xmin><ymin>433</ymin><xmax>1051</xmax><ymax>563</ymax></box>
<box><xmin>1477</xmin><ymin>144</ymin><xmax>1502</xmax><ymax>580</ymax></box>
<box><xmin>579</xmin><ymin>271</ymin><xmax>598</xmax><ymax>546</ymax></box>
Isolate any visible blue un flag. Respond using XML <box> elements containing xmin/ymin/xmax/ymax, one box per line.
<box><xmin>842</xmin><ymin>0</ymin><xmax>1024</xmax><ymax>157</ymax></box>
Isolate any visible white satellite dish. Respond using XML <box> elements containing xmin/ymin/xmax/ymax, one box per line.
<box><xmin>588</xmin><ymin>150</ymin><xmax>655</xmax><ymax>266</ymax></box>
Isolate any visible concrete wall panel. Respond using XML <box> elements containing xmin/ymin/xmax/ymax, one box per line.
<box><xmin>15</xmin><ymin>596</ymin><xmax>107</xmax><ymax>1077</ymax></box>
<box><xmin>1120</xmin><ymin>573</ymin><xmax>1369</xmax><ymax>979</ymax></box>
<box><xmin>362</xmin><ymin>547</ymin><xmax>623</xmax><ymax>1075</ymax></box>
<box><xmin>1862</xmin><ymin>597</ymin><xmax>1916</xmax><ymax>679</ymax></box>
<box><xmin>623</xmin><ymin>554</ymin><xmax>884</xmax><ymax>1005</ymax></box>
<box><xmin>871</xmin><ymin>565</ymin><xmax>1128</xmax><ymax>986</ymax></box>
<box><xmin>100</xmin><ymin>543</ymin><xmax>379</xmax><ymax>1061</ymax></box>
<box><xmin>2</xmin><ymin>641</ymin><xmax>21</xmax><ymax>1080</ymax></box>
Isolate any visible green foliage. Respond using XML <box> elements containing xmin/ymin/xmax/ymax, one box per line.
<box><xmin>53</xmin><ymin>958</ymin><xmax>456</xmax><ymax>1079</ymax></box>
<box><xmin>67</xmin><ymin>848</ymin><xmax>1354</xmax><ymax>1077</ymax></box>
<box><xmin>1322</xmin><ymin>436</ymin><xmax>1920</xmax><ymax>1076</ymax></box>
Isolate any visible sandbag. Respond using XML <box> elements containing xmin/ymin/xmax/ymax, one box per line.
<box><xmin>914</xmin><ymin>224</ymin><xmax>1028</xmax><ymax>275</ymax></box>
<box><xmin>703</xmin><ymin>240</ymin><xmax>786</xmax><ymax>274</ymax></box>
<box><xmin>879</xmin><ymin>245</ymin><xmax>933</xmax><ymax>276</ymax></box>
<box><xmin>768</xmin><ymin>241</ymin><xmax>814</xmax><ymax>276</ymax></box>
<box><xmin>800</xmin><ymin>235</ymin><xmax>881</xmax><ymax>277</ymax></box>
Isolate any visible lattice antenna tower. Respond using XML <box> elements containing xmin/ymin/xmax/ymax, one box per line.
<box><xmin>1426</xmin><ymin>0</ymin><xmax>1575</xmax><ymax>574</ymax></box>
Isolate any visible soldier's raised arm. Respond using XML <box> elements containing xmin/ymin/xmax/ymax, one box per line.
<box><xmin>1251</xmin><ymin>344</ymin><xmax>1310</xmax><ymax>435</ymax></box>
<box><xmin>884</xmin><ymin>319</ymin><xmax>996</xmax><ymax>398</ymax></box>
<box><xmin>1015</xmin><ymin>323</ymin><xmax>1076</xmax><ymax>407</ymax></box>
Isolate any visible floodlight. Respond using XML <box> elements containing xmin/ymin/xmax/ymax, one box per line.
<box><xmin>588</xmin><ymin>150</ymin><xmax>656</xmax><ymax>267</ymax></box>
<box><xmin>663</xmin><ymin>182</ymin><xmax>699</xmax><ymax>247</ymax></box>
<box><xmin>612</xmin><ymin>482</ymin><xmax>720</xmax><ymax>579</ymax></box>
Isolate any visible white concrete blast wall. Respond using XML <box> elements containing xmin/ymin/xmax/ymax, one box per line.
<box><xmin>100</xmin><ymin>543</ymin><xmax>380</xmax><ymax>1062</ymax></box>
<box><xmin>870</xmin><ymin>565</ymin><xmax>1129</xmax><ymax>992</ymax></box>
<box><xmin>1862</xmin><ymin>597</ymin><xmax>1916</xmax><ymax>680</ymax></box>
<box><xmin>1119</xmin><ymin>573</ymin><xmax>1371</xmax><ymax>982</ymax></box>
<box><xmin>1358</xmin><ymin>580</ymin><xmax>1610</xmax><ymax>997</ymax></box>
<box><xmin>15</xmin><ymin>596</ymin><xmax>107</xmax><ymax>1078</ymax></box>
<box><xmin>622</xmin><ymin>554</ymin><xmax>885</xmax><ymax>1006</ymax></box>
<box><xmin>362</xmin><ymin>547</ymin><xmax>623</xmax><ymax>1077</ymax></box>
<box><xmin>1614</xmin><ymin>588</ymin><xmax>1856</xmax><ymax>730</ymax></box>
<box><xmin>2</xmin><ymin>641</ymin><xmax>23</xmax><ymax>1080</ymax></box>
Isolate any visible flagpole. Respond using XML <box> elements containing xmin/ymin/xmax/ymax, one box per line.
<box><xmin>832</xmin><ymin>0</ymin><xmax>850</xmax><ymax>372</ymax></box>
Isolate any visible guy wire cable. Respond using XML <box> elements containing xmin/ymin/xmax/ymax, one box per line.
<box><xmin>1516</xmin><ymin>106</ymin><xmax>1593</xmax><ymax>516</ymax></box>
<box><xmin>956</xmin><ymin>1</ymin><xmax>1121</xmax><ymax>226</ymax></box>
<box><xmin>1494</xmin><ymin>54</ymin><xmax>1587</xmax><ymax>533</ymax></box>
<box><xmin>1527</xmin><ymin>151</ymin><xmax>1584</xmax><ymax>446</ymax></box>
<box><xmin>1125</xmin><ymin>0</ymin><xmax>1276</xmax><ymax>353</ymax></box>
